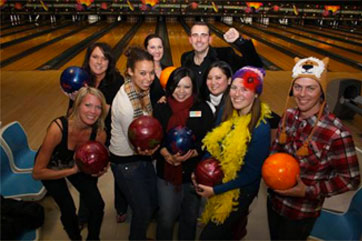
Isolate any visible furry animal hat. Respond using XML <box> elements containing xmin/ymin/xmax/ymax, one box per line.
<box><xmin>290</xmin><ymin>57</ymin><xmax>329</xmax><ymax>97</ymax></box>
<box><xmin>279</xmin><ymin>57</ymin><xmax>329</xmax><ymax>156</ymax></box>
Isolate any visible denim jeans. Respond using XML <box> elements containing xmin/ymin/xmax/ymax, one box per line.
<box><xmin>111</xmin><ymin>160</ymin><xmax>157</xmax><ymax>240</ymax></box>
<box><xmin>267</xmin><ymin>197</ymin><xmax>317</xmax><ymax>240</ymax></box>
<box><xmin>199</xmin><ymin>189</ymin><xmax>257</xmax><ymax>240</ymax></box>
<box><xmin>114</xmin><ymin>178</ymin><xmax>128</xmax><ymax>215</ymax></box>
<box><xmin>156</xmin><ymin>178</ymin><xmax>201</xmax><ymax>240</ymax></box>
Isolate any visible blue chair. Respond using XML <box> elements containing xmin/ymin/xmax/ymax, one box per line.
<box><xmin>0</xmin><ymin>121</ymin><xmax>36</xmax><ymax>172</ymax></box>
<box><xmin>17</xmin><ymin>228</ymin><xmax>40</xmax><ymax>241</ymax></box>
<box><xmin>310</xmin><ymin>188</ymin><xmax>362</xmax><ymax>240</ymax></box>
<box><xmin>0</xmin><ymin>145</ymin><xmax>46</xmax><ymax>201</ymax></box>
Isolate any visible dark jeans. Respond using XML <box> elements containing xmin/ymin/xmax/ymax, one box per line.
<box><xmin>114</xmin><ymin>177</ymin><xmax>128</xmax><ymax>215</ymax></box>
<box><xmin>42</xmin><ymin>172</ymin><xmax>104</xmax><ymax>241</ymax></box>
<box><xmin>267</xmin><ymin>197</ymin><xmax>317</xmax><ymax>240</ymax></box>
<box><xmin>199</xmin><ymin>189</ymin><xmax>257</xmax><ymax>240</ymax></box>
<box><xmin>156</xmin><ymin>178</ymin><xmax>201</xmax><ymax>240</ymax></box>
<box><xmin>111</xmin><ymin>160</ymin><xmax>157</xmax><ymax>240</ymax></box>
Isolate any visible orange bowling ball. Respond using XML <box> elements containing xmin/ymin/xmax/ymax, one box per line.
<box><xmin>160</xmin><ymin>66</ymin><xmax>177</xmax><ymax>89</ymax></box>
<box><xmin>262</xmin><ymin>153</ymin><xmax>300</xmax><ymax>190</ymax></box>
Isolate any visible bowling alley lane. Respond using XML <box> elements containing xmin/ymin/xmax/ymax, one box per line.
<box><xmin>303</xmin><ymin>24</ymin><xmax>362</xmax><ymax>43</ymax></box>
<box><xmin>0</xmin><ymin>22</ymin><xmax>87</xmax><ymax>64</ymax></box>
<box><xmin>0</xmin><ymin>22</ymin><xmax>64</xmax><ymax>44</ymax></box>
<box><xmin>214</xmin><ymin>22</ymin><xmax>294</xmax><ymax>70</ymax></box>
<box><xmin>255</xmin><ymin>23</ymin><xmax>362</xmax><ymax>64</ymax></box>
<box><xmin>268</xmin><ymin>23</ymin><xmax>362</xmax><ymax>53</ymax></box>
<box><xmin>116</xmin><ymin>22</ymin><xmax>156</xmax><ymax>71</ymax></box>
<box><xmin>167</xmin><ymin>21</ymin><xmax>193</xmax><ymax>67</ymax></box>
<box><xmin>1</xmin><ymin>22</ymin><xmax>109</xmax><ymax>71</ymax></box>
<box><xmin>0</xmin><ymin>22</ymin><xmax>36</xmax><ymax>35</ymax></box>
<box><xmin>61</xmin><ymin>22</ymin><xmax>134</xmax><ymax>70</ymax></box>
<box><xmin>235</xmin><ymin>23</ymin><xmax>359</xmax><ymax>72</ymax></box>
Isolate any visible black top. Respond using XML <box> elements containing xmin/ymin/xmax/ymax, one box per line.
<box><xmin>47</xmin><ymin>116</ymin><xmax>97</xmax><ymax>170</ymax></box>
<box><xmin>181</xmin><ymin>38</ymin><xmax>263</xmax><ymax>97</ymax></box>
<box><xmin>68</xmin><ymin>72</ymin><xmax>124</xmax><ymax>146</ymax></box>
<box><xmin>150</xmin><ymin>63</ymin><xmax>167</xmax><ymax>107</ymax></box>
<box><xmin>153</xmin><ymin>100</ymin><xmax>213</xmax><ymax>183</ymax></box>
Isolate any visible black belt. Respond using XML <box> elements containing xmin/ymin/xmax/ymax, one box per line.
<box><xmin>109</xmin><ymin>152</ymin><xmax>152</xmax><ymax>164</ymax></box>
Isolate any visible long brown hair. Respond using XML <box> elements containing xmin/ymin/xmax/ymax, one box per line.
<box><xmin>82</xmin><ymin>42</ymin><xmax>118</xmax><ymax>86</ymax></box>
<box><xmin>221</xmin><ymin>88</ymin><xmax>261</xmax><ymax>134</ymax></box>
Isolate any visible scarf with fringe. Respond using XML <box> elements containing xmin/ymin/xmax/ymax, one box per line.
<box><xmin>123</xmin><ymin>77</ymin><xmax>152</xmax><ymax>118</ymax></box>
<box><xmin>201</xmin><ymin>102</ymin><xmax>271</xmax><ymax>225</ymax></box>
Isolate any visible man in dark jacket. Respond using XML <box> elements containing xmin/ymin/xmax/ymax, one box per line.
<box><xmin>181</xmin><ymin>21</ymin><xmax>263</xmax><ymax>92</ymax></box>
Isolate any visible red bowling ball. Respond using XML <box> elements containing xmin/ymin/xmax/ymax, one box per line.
<box><xmin>195</xmin><ymin>158</ymin><xmax>224</xmax><ymax>187</ymax></box>
<box><xmin>75</xmin><ymin>141</ymin><xmax>109</xmax><ymax>175</ymax></box>
<box><xmin>128</xmin><ymin>116</ymin><xmax>163</xmax><ymax>151</ymax></box>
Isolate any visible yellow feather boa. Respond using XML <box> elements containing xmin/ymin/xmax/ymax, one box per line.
<box><xmin>201</xmin><ymin>102</ymin><xmax>271</xmax><ymax>225</ymax></box>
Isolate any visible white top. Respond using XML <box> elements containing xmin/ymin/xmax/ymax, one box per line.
<box><xmin>109</xmin><ymin>85</ymin><xmax>135</xmax><ymax>156</ymax></box>
<box><xmin>206</xmin><ymin>93</ymin><xmax>223</xmax><ymax>114</ymax></box>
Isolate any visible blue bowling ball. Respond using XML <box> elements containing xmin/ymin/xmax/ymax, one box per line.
<box><xmin>60</xmin><ymin>66</ymin><xmax>90</xmax><ymax>95</ymax></box>
<box><xmin>165</xmin><ymin>126</ymin><xmax>195</xmax><ymax>155</ymax></box>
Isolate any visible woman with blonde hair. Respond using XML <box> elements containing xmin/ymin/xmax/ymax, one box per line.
<box><xmin>33</xmin><ymin>87</ymin><xmax>108</xmax><ymax>240</ymax></box>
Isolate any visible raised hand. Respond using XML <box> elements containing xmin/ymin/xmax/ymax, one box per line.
<box><xmin>223</xmin><ymin>28</ymin><xmax>240</xmax><ymax>43</ymax></box>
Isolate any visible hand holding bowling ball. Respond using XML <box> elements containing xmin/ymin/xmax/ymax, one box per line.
<box><xmin>60</xmin><ymin>66</ymin><xmax>90</xmax><ymax>100</ymax></box>
<box><xmin>165</xmin><ymin>126</ymin><xmax>195</xmax><ymax>155</ymax></box>
<box><xmin>128</xmin><ymin>116</ymin><xmax>163</xmax><ymax>152</ymax></box>
<box><xmin>195</xmin><ymin>158</ymin><xmax>224</xmax><ymax>187</ymax></box>
<box><xmin>75</xmin><ymin>141</ymin><xmax>109</xmax><ymax>175</ymax></box>
<box><xmin>262</xmin><ymin>153</ymin><xmax>300</xmax><ymax>190</ymax></box>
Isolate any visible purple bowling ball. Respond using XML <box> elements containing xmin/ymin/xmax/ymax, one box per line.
<box><xmin>165</xmin><ymin>126</ymin><xmax>195</xmax><ymax>155</ymax></box>
<box><xmin>60</xmin><ymin>66</ymin><xmax>90</xmax><ymax>95</ymax></box>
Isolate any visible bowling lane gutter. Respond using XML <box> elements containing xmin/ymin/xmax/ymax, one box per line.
<box><xmin>156</xmin><ymin>19</ymin><xmax>173</xmax><ymax>66</ymax></box>
<box><xmin>304</xmin><ymin>24</ymin><xmax>362</xmax><ymax>41</ymax></box>
<box><xmin>0</xmin><ymin>22</ymin><xmax>74</xmax><ymax>49</ymax></box>
<box><xmin>289</xmin><ymin>24</ymin><xmax>362</xmax><ymax>48</ymax></box>
<box><xmin>179</xmin><ymin>19</ymin><xmax>280</xmax><ymax>71</ymax></box>
<box><xmin>112</xmin><ymin>19</ymin><xmax>144</xmax><ymax>62</ymax></box>
<box><xmin>1</xmin><ymin>22</ymin><xmax>94</xmax><ymax>68</ymax></box>
<box><xmin>0</xmin><ymin>21</ymin><xmax>33</xmax><ymax>31</ymax></box>
<box><xmin>268</xmin><ymin>23</ymin><xmax>362</xmax><ymax>56</ymax></box>
<box><xmin>180</xmin><ymin>19</ymin><xmax>191</xmax><ymax>35</ymax></box>
<box><xmin>37</xmin><ymin>21</ymin><xmax>120</xmax><ymax>70</ymax></box>
<box><xmin>0</xmin><ymin>20</ymin><xmax>54</xmax><ymax>38</ymax></box>
<box><xmin>251</xmin><ymin>23</ymin><xmax>362</xmax><ymax>71</ymax></box>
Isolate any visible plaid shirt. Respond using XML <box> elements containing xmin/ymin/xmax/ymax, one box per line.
<box><xmin>269</xmin><ymin>107</ymin><xmax>360</xmax><ymax>220</ymax></box>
